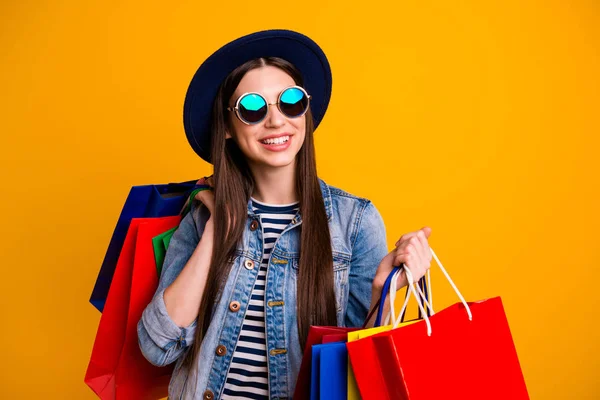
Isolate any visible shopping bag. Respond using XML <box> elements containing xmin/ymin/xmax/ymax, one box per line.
<box><xmin>152</xmin><ymin>227</ymin><xmax>176</xmax><ymax>276</ymax></box>
<box><xmin>346</xmin><ymin>269</ymin><xmax>398</xmax><ymax>400</ymax></box>
<box><xmin>347</xmin><ymin>325</ymin><xmax>392</xmax><ymax>400</ymax></box>
<box><xmin>310</xmin><ymin>342</ymin><xmax>348</xmax><ymax>400</ymax></box>
<box><xmin>347</xmin><ymin>267</ymin><xmax>425</xmax><ymax>400</ymax></box>
<box><xmin>85</xmin><ymin>216</ymin><xmax>181</xmax><ymax>399</ymax></box>
<box><xmin>151</xmin><ymin>186</ymin><xmax>207</xmax><ymax>277</ymax></box>
<box><xmin>371</xmin><ymin>253</ymin><xmax>530</xmax><ymax>400</ymax></box>
<box><xmin>90</xmin><ymin>179</ymin><xmax>201</xmax><ymax>312</ymax></box>
<box><xmin>294</xmin><ymin>326</ymin><xmax>358</xmax><ymax>400</ymax></box>
<box><xmin>322</xmin><ymin>333</ymin><xmax>349</xmax><ymax>344</ymax></box>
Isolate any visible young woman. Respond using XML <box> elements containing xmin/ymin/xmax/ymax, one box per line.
<box><xmin>138</xmin><ymin>29</ymin><xmax>433</xmax><ymax>399</ymax></box>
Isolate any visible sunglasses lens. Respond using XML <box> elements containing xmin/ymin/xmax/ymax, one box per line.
<box><xmin>238</xmin><ymin>94</ymin><xmax>267</xmax><ymax>123</ymax></box>
<box><xmin>279</xmin><ymin>87</ymin><xmax>309</xmax><ymax>118</ymax></box>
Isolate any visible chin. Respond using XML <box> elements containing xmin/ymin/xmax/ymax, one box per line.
<box><xmin>262</xmin><ymin>156</ymin><xmax>296</xmax><ymax>168</ymax></box>
<box><xmin>254</xmin><ymin>151</ymin><xmax>298</xmax><ymax>169</ymax></box>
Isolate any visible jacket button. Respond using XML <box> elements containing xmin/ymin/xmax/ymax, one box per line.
<box><xmin>229</xmin><ymin>301</ymin><xmax>241</xmax><ymax>312</ymax></box>
<box><xmin>244</xmin><ymin>259</ymin><xmax>255</xmax><ymax>270</ymax></box>
<box><xmin>215</xmin><ymin>345</ymin><xmax>227</xmax><ymax>356</ymax></box>
<box><xmin>250</xmin><ymin>220</ymin><xmax>259</xmax><ymax>231</ymax></box>
<box><xmin>203</xmin><ymin>390</ymin><xmax>214</xmax><ymax>400</ymax></box>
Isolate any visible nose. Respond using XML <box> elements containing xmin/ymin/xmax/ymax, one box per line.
<box><xmin>264</xmin><ymin>103</ymin><xmax>285</xmax><ymax>129</ymax></box>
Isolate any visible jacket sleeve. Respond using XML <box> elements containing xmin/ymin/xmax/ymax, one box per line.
<box><xmin>137</xmin><ymin>200</ymin><xmax>208</xmax><ymax>367</ymax></box>
<box><xmin>345</xmin><ymin>201</ymin><xmax>388</xmax><ymax>328</ymax></box>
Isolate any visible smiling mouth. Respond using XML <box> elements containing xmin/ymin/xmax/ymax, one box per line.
<box><xmin>260</xmin><ymin>135</ymin><xmax>290</xmax><ymax>145</ymax></box>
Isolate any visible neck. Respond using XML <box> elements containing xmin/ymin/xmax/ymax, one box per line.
<box><xmin>249</xmin><ymin>161</ymin><xmax>298</xmax><ymax>204</ymax></box>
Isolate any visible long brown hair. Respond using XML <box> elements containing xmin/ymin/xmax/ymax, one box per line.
<box><xmin>177</xmin><ymin>57</ymin><xmax>337</xmax><ymax>394</ymax></box>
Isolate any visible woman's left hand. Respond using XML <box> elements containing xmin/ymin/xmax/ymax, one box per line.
<box><xmin>372</xmin><ymin>226</ymin><xmax>433</xmax><ymax>293</ymax></box>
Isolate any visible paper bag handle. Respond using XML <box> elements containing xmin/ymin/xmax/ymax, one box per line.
<box><xmin>393</xmin><ymin>248</ymin><xmax>473</xmax><ymax>336</ymax></box>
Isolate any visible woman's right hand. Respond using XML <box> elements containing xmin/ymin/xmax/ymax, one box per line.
<box><xmin>195</xmin><ymin>176</ymin><xmax>215</xmax><ymax>218</ymax></box>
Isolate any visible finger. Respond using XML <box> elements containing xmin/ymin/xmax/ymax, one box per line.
<box><xmin>395</xmin><ymin>244</ymin><xmax>427</xmax><ymax>279</ymax></box>
<box><xmin>406</xmin><ymin>236</ymin><xmax>424</xmax><ymax>260</ymax></box>
<box><xmin>394</xmin><ymin>235</ymin><xmax>405</xmax><ymax>247</ymax></box>
<box><xmin>395</xmin><ymin>232</ymin><xmax>411</xmax><ymax>247</ymax></box>
<box><xmin>206</xmin><ymin>175</ymin><xmax>215</xmax><ymax>188</ymax></box>
<box><xmin>396</xmin><ymin>258</ymin><xmax>423</xmax><ymax>283</ymax></box>
<box><xmin>394</xmin><ymin>236</ymin><xmax>418</xmax><ymax>258</ymax></box>
<box><xmin>407</xmin><ymin>237</ymin><xmax>429</xmax><ymax>276</ymax></box>
<box><xmin>415</xmin><ymin>230</ymin><xmax>431</xmax><ymax>261</ymax></box>
<box><xmin>196</xmin><ymin>175</ymin><xmax>215</xmax><ymax>189</ymax></box>
<box><xmin>414</xmin><ymin>233</ymin><xmax>431</xmax><ymax>266</ymax></box>
<box><xmin>395</xmin><ymin>232</ymin><xmax>414</xmax><ymax>247</ymax></box>
<box><xmin>196</xmin><ymin>190</ymin><xmax>215</xmax><ymax>213</ymax></box>
<box><xmin>393</xmin><ymin>253</ymin><xmax>405</xmax><ymax>267</ymax></box>
<box><xmin>395</xmin><ymin>226</ymin><xmax>432</xmax><ymax>247</ymax></box>
<box><xmin>420</xmin><ymin>226</ymin><xmax>432</xmax><ymax>239</ymax></box>
<box><xmin>395</xmin><ymin>260</ymin><xmax>419</xmax><ymax>283</ymax></box>
<box><xmin>383</xmin><ymin>250</ymin><xmax>407</xmax><ymax>274</ymax></box>
<box><xmin>393</xmin><ymin>251</ymin><xmax>414</xmax><ymax>269</ymax></box>
<box><xmin>395</xmin><ymin>232</ymin><xmax>413</xmax><ymax>247</ymax></box>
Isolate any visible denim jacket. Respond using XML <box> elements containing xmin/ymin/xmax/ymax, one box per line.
<box><xmin>137</xmin><ymin>179</ymin><xmax>388</xmax><ymax>399</ymax></box>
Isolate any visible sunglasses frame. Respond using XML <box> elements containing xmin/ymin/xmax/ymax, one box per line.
<box><xmin>227</xmin><ymin>85</ymin><xmax>312</xmax><ymax>125</ymax></box>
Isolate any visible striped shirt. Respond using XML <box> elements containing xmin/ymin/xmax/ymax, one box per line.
<box><xmin>221</xmin><ymin>198</ymin><xmax>300</xmax><ymax>400</ymax></box>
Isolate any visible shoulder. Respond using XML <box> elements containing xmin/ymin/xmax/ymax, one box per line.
<box><xmin>319</xmin><ymin>179</ymin><xmax>384</xmax><ymax>236</ymax></box>
<box><xmin>328</xmin><ymin>184</ymin><xmax>371</xmax><ymax>205</ymax></box>
<box><xmin>318</xmin><ymin>179</ymin><xmax>387</xmax><ymax>256</ymax></box>
<box><xmin>321</xmin><ymin>178</ymin><xmax>375</xmax><ymax>214</ymax></box>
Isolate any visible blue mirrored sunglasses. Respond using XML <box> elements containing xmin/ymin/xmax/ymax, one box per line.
<box><xmin>227</xmin><ymin>86</ymin><xmax>311</xmax><ymax>125</ymax></box>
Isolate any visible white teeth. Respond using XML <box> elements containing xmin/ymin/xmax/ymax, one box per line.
<box><xmin>261</xmin><ymin>136</ymin><xmax>289</xmax><ymax>145</ymax></box>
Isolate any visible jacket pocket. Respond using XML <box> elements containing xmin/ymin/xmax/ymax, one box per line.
<box><xmin>291</xmin><ymin>256</ymin><xmax>350</xmax><ymax>318</ymax></box>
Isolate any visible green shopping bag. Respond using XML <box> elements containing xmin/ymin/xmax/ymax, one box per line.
<box><xmin>152</xmin><ymin>227</ymin><xmax>177</xmax><ymax>276</ymax></box>
<box><xmin>152</xmin><ymin>186</ymin><xmax>209</xmax><ymax>277</ymax></box>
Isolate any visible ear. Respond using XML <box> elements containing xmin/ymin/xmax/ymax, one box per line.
<box><xmin>225</xmin><ymin>130</ymin><xmax>232</xmax><ymax>139</ymax></box>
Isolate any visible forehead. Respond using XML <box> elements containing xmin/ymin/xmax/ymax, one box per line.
<box><xmin>232</xmin><ymin>66</ymin><xmax>296</xmax><ymax>101</ymax></box>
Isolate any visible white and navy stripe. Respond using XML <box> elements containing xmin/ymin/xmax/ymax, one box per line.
<box><xmin>221</xmin><ymin>198</ymin><xmax>299</xmax><ymax>400</ymax></box>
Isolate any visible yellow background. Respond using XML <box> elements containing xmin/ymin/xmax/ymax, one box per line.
<box><xmin>1</xmin><ymin>0</ymin><xmax>598</xmax><ymax>398</ymax></box>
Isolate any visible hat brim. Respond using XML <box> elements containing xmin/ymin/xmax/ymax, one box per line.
<box><xmin>183</xmin><ymin>29</ymin><xmax>332</xmax><ymax>163</ymax></box>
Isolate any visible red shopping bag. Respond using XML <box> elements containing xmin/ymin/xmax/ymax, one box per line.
<box><xmin>348</xmin><ymin>324</ymin><xmax>415</xmax><ymax>400</ymax></box>
<box><xmin>346</xmin><ymin>267</ymin><xmax>423</xmax><ymax>400</ymax></box>
<box><xmin>372</xmin><ymin>297</ymin><xmax>529</xmax><ymax>399</ymax></box>
<box><xmin>322</xmin><ymin>333</ymin><xmax>350</xmax><ymax>344</ymax></box>
<box><xmin>85</xmin><ymin>216</ymin><xmax>181</xmax><ymax>399</ymax></box>
<box><xmin>294</xmin><ymin>326</ymin><xmax>359</xmax><ymax>400</ymax></box>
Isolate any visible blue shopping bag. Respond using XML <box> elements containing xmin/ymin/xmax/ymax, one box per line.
<box><xmin>311</xmin><ymin>342</ymin><xmax>348</xmax><ymax>400</ymax></box>
<box><xmin>89</xmin><ymin>179</ymin><xmax>202</xmax><ymax>312</ymax></box>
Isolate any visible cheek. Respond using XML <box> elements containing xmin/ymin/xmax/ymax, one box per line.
<box><xmin>230</xmin><ymin>124</ymin><xmax>260</xmax><ymax>152</ymax></box>
<box><xmin>292</xmin><ymin>119</ymin><xmax>306</xmax><ymax>142</ymax></box>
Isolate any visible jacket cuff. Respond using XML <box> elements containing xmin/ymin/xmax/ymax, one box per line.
<box><xmin>141</xmin><ymin>288</ymin><xmax>197</xmax><ymax>350</ymax></box>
